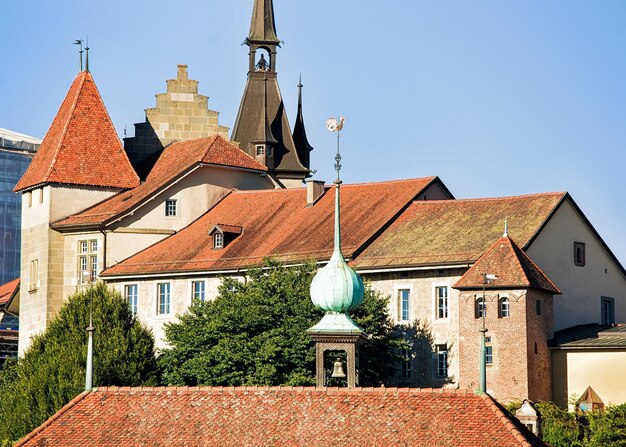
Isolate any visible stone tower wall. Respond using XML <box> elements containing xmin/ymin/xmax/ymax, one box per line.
<box><xmin>124</xmin><ymin>65</ymin><xmax>230</xmax><ymax>166</ymax></box>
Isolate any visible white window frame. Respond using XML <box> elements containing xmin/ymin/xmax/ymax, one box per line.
<box><xmin>29</xmin><ymin>259</ymin><xmax>39</xmax><ymax>291</ymax></box>
<box><xmin>434</xmin><ymin>285</ymin><xmax>449</xmax><ymax>320</ymax></box>
<box><xmin>157</xmin><ymin>283</ymin><xmax>171</xmax><ymax>316</ymax></box>
<box><xmin>191</xmin><ymin>280</ymin><xmax>206</xmax><ymax>303</ymax></box>
<box><xmin>78</xmin><ymin>239</ymin><xmax>98</xmax><ymax>284</ymax></box>
<box><xmin>396</xmin><ymin>287</ymin><xmax>411</xmax><ymax>323</ymax></box>
<box><xmin>165</xmin><ymin>199</ymin><xmax>177</xmax><ymax>217</ymax></box>
<box><xmin>475</xmin><ymin>296</ymin><xmax>486</xmax><ymax>319</ymax></box>
<box><xmin>214</xmin><ymin>232</ymin><xmax>224</xmax><ymax>249</ymax></box>
<box><xmin>436</xmin><ymin>344</ymin><xmax>448</xmax><ymax>377</ymax></box>
<box><xmin>499</xmin><ymin>296</ymin><xmax>510</xmax><ymax>318</ymax></box>
<box><xmin>124</xmin><ymin>284</ymin><xmax>139</xmax><ymax>314</ymax></box>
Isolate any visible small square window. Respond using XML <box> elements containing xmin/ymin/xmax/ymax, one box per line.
<box><xmin>165</xmin><ymin>199</ymin><xmax>177</xmax><ymax>217</ymax></box>
<box><xmin>574</xmin><ymin>242</ymin><xmax>586</xmax><ymax>267</ymax></box>
<box><xmin>256</xmin><ymin>145</ymin><xmax>265</xmax><ymax>156</ymax></box>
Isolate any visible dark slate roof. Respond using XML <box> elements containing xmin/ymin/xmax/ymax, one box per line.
<box><xmin>15</xmin><ymin>387</ymin><xmax>547</xmax><ymax>447</ymax></box>
<box><xmin>248</xmin><ymin>0</ymin><xmax>280</xmax><ymax>44</ymax></box>
<box><xmin>549</xmin><ymin>324</ymin><xmax>626</xmax><ymax>349</ymax></box>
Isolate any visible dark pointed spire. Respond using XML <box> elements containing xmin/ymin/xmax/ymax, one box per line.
<box><xmin>248</xmin><ymin>0</ymin><xmax>280</xmax><ymax>44</ymax></box>
<box><xmin>252</xmin><ymin>78</ymin><xmax>277</xmax><ymax>147</ymax></box>
<box><xmin>293</xmin><ymin>75</ymin><xmax>313</xmax><ymax>170</ymax></box>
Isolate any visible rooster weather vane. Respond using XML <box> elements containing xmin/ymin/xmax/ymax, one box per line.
<box><xmin>326</xmin><ymin>116</ymin><xmax>345</xmax><ymax>183</ymax></box>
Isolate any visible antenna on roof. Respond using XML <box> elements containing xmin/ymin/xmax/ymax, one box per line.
<box><xmin>85</xmin><ymin>35</ymin><xmax>90</xmax><ymax>73</ymax></box>
<box><xmin>503</xmin><ymin>217</ymin><xmax>509</xmax><ymax>237</ymax></box>
<box><xmin>73</xmin><ymin>39</ymin><xmax>84</xmax><ymax>72</ymax></box>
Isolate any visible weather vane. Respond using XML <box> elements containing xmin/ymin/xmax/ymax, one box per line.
<box><xmin>73</xmin><ymin>39</ymin><xmax>84</xmax><ymax>72</ymax></box>
<box><xmin>325</xmin><ymin>116</ymin><xmax>345</xmax><ymax>183</ymax></box>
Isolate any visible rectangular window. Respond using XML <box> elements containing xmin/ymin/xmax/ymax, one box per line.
<box><xmin>157</xmin><ymin>283</ymin><xmax>171</xmax><ymax>315</ymax></box>
<box><xmin>125</xmin><ymin>284</ymin><xmax>138</xmax><ymax>314</ymax></box>
<box><xmin>536</xmin><ymin>300</ymin><xmax>542</xmax><ymax>316</ymax></box>
<box><xmin>165</xmin><ymin>199</ymin><xmax>177</xmax><ymax>217</ymax></box>
<box><xmin>90</xmin><ymin>240</ymin><xmax>98</xmax><ymax>252</ymax></box>
<box><xmin>436</xmin><ymin>286</ymin><xmax>448</xmax><ymax>319</ymax></box>
<box><xmin>80</xmin><ymin>241</ymin><xmax>88</xmax><ymax>253</ymax></box>
<box><xmin>29</xmin><ymin>259</ymin><xmax>38</xmax><ymax>291</ymax></box>
<box><xmin>27</xmin><ymin>191</ymin><xmax>32</xmax><ymax>207</ymax></box>
<box><xmin>574</xmin><ymin>241</ymin><xmax>586</xmax><ymax>267</ymax></box>
<box><xmin>485</xmin><ymin>345</ymin><xmax>493</xmax><ymax>364</ymax></box>
<box><xmin>601</xmin><ymin>297</ymin><xmax>615</xmax><ymax>325</ymax></box>
<box><xmin>192</xmin><ymin>281</ymin><xmax>206</xmax><ymax>302</ymax></box>
<box><xmin>400</xmin><ymin>348</ymin><xmax>412</xmax><ymax>378</ymax></box>
<box><xmin>475</xmin><ymin>297</ymin><xmax>486</xmax><ymax>319</ymax></box>
<box><xmin>214</xmin><ymin>232</ymin><xmax>224</xmax><ymax>249</ymax></box>
<box><xmin>90</xmin><ymin>255</ymin><xmax>98</xmax><ymax>281</ymax></box>
<box><xmin>256</xmin><ymin>145</ymin><xmax>265</xmax><ymax>156</ymax></box>
<box><xmin>266</xmin><ymin>146</ymin><xmax>273</xmax><ymax>157</ymax></box>
<box><xmin>39</xmin><ymin>188</ymin><xmax>44</xmax><ymax>203</ymax></box>
<box><xmin>398</xmin><ymin>289</ymin><xmax>410</xmax><ymax>322</ymax></box>
<box><xmin>436</xmin><ymin>344</ymin><xmax>448</xmax><ymax>377</ymax></box>
<box><xmin>78</xmin><ymin>239</ymin><xmax>98</xmax><ymax>284</ymax></box>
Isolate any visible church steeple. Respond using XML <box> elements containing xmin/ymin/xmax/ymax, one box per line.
<box><xmin>292</xmin><ymin>76</ymin><xmax>313</xmax><ymax>170</ymax></box>
<box><xmin>248</xmin><ymin>0</ymin><xmax>280</xmax><ymax>45</ymax></box>
<box><xmin>232</xmin><ymin>0</ymin><xmax>311</xmax><ymax>188</ymax></box>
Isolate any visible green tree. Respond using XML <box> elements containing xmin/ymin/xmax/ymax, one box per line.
<box><xmin>0</xmin><ymin>282</ymin><xmax>158</xmax><ymax>443</ymax></box>
<box><xmin>587</xmin><ymin>403</ymin><xmax>626</xmax><ymax>447</ymax></box>
<box><xmin>159</xmin><ymin>259</ymin><xmax>402</xmax><ymax>387</ymax></box>
<box><xmin>535</xmin><ymin>401</ymin><xmax>585</xmax><ymax>447</ymax></box>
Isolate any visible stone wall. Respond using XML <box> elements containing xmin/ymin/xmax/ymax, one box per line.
<box><xmin>124</xmin><ymin>65</ymin><xmax>230</xmax><ymax>167</ymax></box>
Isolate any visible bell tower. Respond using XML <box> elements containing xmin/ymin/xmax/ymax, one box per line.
<box><xmin>232</xmin><ymin>0</ymin><xmax>311</xmax><ymax>188</ymax></box>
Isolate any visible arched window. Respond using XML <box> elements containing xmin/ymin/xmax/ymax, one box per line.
<box><xmin>475</xmin><ymin>297</ymin><xmax>485</xmax><ymax>319</ymax></box>
<box><xmin>499</xmin><ymin>297</ymin><xmax>510</xmax><ymax>318</ymax></box>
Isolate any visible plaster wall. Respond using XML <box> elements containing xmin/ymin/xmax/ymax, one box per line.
<box><xmin>552</xmin><ymin>349</ymin><xmax>626</xmax><ymax>409</ymax></box>
<box><xmin>527</xmin><ymin>200</ymin><xmax>626</xmax><ymax>330</ymax></box>
<box><xmin>362</xmin><ymin>269</ymin><xmax>464</xmax><ymax>387</ymax></box>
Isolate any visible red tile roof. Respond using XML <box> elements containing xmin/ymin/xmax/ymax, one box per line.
<box><xmin>14</xmin><ymin>72</ymin><xmax>139</xmax><ymax>192</ymax></box>
<box><xmin>15</xmin><ymin>387</ymin><xmax>546</xmax><ymax>447</ymax></box>
<box><xmin>352</xmin><ymin>193</ymin><xmax>566</xmax><ymax>269</ymax></box>
<box><xmin>0</xmin><ymin>279</ymin><xmax>19</xmax><ymax>306</ymax></box>
<box><xmin>453</xmin><ymin>236</ymin><xmax>561</xmax><ymax>294</ymax></box>
<box><xmin>102</xmin><ymin>178</ymin><xmax>437</xmax><ymax>276</ymax></box>
<box><xmin>51</xmin><ymin>135</ymin><xmax>267</xmax><ymax>230</ymax></box>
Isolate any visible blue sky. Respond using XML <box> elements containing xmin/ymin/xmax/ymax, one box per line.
<box><xmin>2</xmin><ymin>1</ymin><xmax>625</xmax><ymax>263</ymax></box>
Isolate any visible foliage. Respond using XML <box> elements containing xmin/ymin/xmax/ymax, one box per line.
<box><xmin>535</xmin><ymin>401</ymin><xmax>585</xmax><ymax>447</ymax></box>
<box><xmin>0</xmin><ymin>282</ymin><xmax>158</xmax><ymax>444</ymax></box>
<box><xmin>159</xmin><ymin>259</ymin><xmax>403</xmax><ymax>387</ymax></box>
<box><xmin>587</xmin><ymin>403</ymin><xmax>626</xmax><ymax>447</ymax></box>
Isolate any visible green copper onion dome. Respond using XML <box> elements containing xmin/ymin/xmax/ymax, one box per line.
<box><xmin>310</xmin><ymin>248</ymin><xmax>364</xmax><ymax>312</ymax></box>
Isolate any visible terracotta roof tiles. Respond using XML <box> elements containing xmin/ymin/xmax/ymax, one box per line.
<box><xmin>52</xmin><ymin>135</ymin><xmax>267</xmax><ymax>229</ymax></box>
<box><xmin>14</xmin><ymin>72</ymin><xmax>139</xmax><ymax>192</ymax></box>
<box><xmin>102</xmin><ymin>177</ymin><xmax>437</xmax><ymax>276</ymax></box>
<box><xmin>0</xmin><ymin>278</ymin><xmax>19</xmax><ymax>306</ymax></box>
<box><xmin>15</xmin><ymin>387</ymin><xmax>547</xmax><ymax>447</ymax></box>
<box><xmin>352</xmin><ymin>193</ymin><xmax>566</xmax><ymax>269</ymax></box>
<box><xmin>453</xmin><ymin>236</ymin><xmax>561</xmax><ymax>294</ymax></box>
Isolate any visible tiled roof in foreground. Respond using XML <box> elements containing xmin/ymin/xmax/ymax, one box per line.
<box><xmin>352</xmin><ymin>193</ymin><xmax>566</xmax><ymax>269</ymax></box>
<box><xmin>14</xmin><ymin>72</ymin><xmax>139</xmax><ymax>192</ymax></box>
<box><xmin>52</xmin><ymin>135</ymin><xmax>267</xmax><ymax>229</ymax></box>
<box><xmin>454</xmin><ymin>236</ymin><xmax>560</xmax><ymax>294</ymax></box>
<box><xmin>15</xmin><ymin>387</ymin><xmax>546</xmax><ymax>447</ymax></box>
<box><xmin>102</xmin><ymin>177</ymin><xmax>437</xmax><ymax>276</ymax></box>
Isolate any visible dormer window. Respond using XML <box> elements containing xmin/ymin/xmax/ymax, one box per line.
<box><xmin>214</xmin><ymin>232</ymin><xmax>224</xmax><ymax>249</ymax></box>
<box><xmin>209</xmin><ymin>224</ymin><xmax>243</xmax><ymax>250</ymax></box>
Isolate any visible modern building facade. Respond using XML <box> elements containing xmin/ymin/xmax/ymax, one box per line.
<box><xmin>0</xmin><ymin>129</ymin><xmax>40</xmax><ymax>285</ymax></box>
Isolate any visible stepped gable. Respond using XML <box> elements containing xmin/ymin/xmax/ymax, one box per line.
<box><xmin>14</xmin><ymin>72</ymin><xmax>139</xmax><ymax>192</ymax></box>
<box><xmin>352</xmin><ymin>193</ymin><xmax>566</xmax><ymax>269</ymax></box>
<box><xmin>14</xmin><ymin>387</ymin><xmax>547</xmax><ymax>447</ymax></box>
<box><xmin>52</xmin><ymin>135</ymin><xmax>267</xmax><ymax>230</ymax></box>
<box><xmin>454</xmin><ymin>235</ymin><xmax>561</xmax><ymax>294</ymax></box>
<box><xmin>102</xmin><ymin>177</ymin><xmax>437</xmax><ymax>276</ymax></box>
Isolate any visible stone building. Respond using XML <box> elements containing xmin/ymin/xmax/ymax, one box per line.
<box><xmin>11</xmin><ymin>0</ymin><xmax>626</xmax><ymax>405</ymax></box>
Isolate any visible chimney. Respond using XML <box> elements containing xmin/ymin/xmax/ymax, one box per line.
<box><xmin>177</xmin><ymin>64</ymin><xmax>188</xmax><ymax>81</ymax></box>
<box><xmin>306</xmin><ymin>180</ymin><xmax>325</xmax><ymax>207</ymax></box>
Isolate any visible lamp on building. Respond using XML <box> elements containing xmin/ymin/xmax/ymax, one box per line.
<box><xmin>479</xmin><ymin>273</ymin><xmax>498</xmax><ymax>395</ymax></box>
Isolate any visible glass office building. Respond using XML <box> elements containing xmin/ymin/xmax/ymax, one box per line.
<box><xmin>0</xmin><ymin>129</ymin><xmax>40</xmax><ymax>285</ymax></box>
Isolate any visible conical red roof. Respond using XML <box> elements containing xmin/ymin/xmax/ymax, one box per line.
<box><xmin>14</xmin><ymin>72</ymin><xmax>139</xmax><ymax>192</ymax></box>
<box><xmin>454</xmin><ymin>236</ymin><xmax>560</xmax><ymax>294</ymax></box>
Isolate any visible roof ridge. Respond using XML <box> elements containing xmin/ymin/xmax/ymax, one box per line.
<box><xmin>93</xmin><ymin>385</ymin><xmax>474</xmax><ymax>395</ymax></box>
<box><xmin>42</xmin><ymin>72</ymin><xmax>87</xmax><ymax>183</ymax></box>
<box><xmin>14</xmin><ymin>391</ymin><xmax>91</xmax><ymax>447</ymax></box>
<box><xmin>481</xmin><ymin>394</ymin><xmax>536</xmax><ymax>447</ymax></box>
<box><xmin>415</xmin><ymin>191</ymin><xmax>567</xmax><ymax>204</ymax></box>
